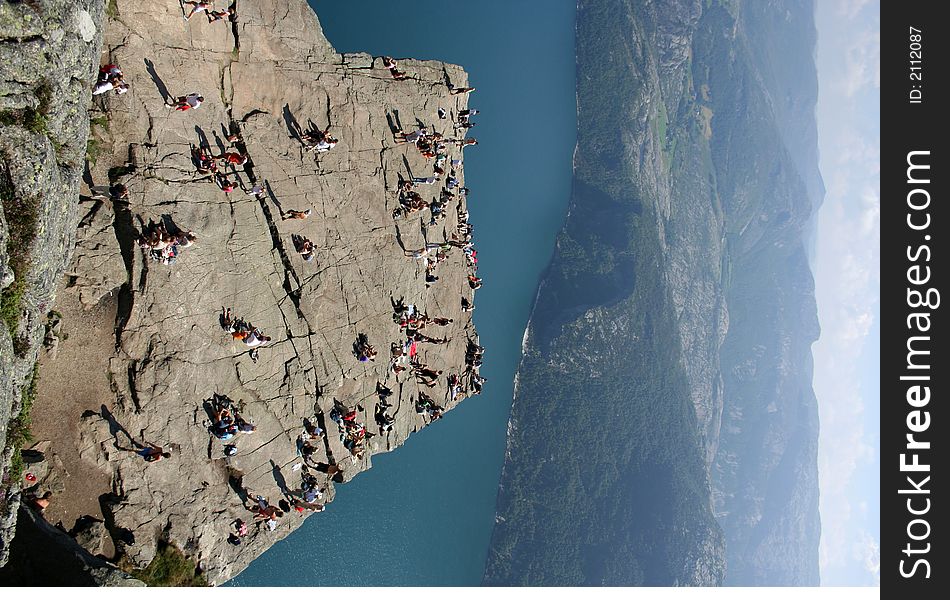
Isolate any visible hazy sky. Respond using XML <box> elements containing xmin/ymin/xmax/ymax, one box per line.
<box><xmin>813</xmin><ymin>0</ymin><xmax>880</xmax><ymax>586</ymax></box>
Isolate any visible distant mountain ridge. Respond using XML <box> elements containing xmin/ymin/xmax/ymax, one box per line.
<box><xmin>485</xmin><ymin>0</ymin><xmax>821</xmax><ymax>586</ymax></box>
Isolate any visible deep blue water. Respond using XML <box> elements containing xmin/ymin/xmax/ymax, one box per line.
<box><xmin>229</xmin><ymin>0</ymin><xmax>575</xmax><ymax>586</ymax></box>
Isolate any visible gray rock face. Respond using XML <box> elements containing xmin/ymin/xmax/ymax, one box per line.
<box><xmin>0</xmin><ymin>0</ymin><xmax>105</xmax><ymax>567</ymax></box>
<box><xmin>0</xmin><ymin>506</ymin><xmax>143</xmax><ymax>586</ymax></box>
<box><xmin>23</xmin><ymin>0</ymin><xmax>479</xmax><ymax>585</ymax></box>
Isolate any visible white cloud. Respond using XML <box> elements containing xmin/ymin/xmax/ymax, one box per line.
<box><xmin>858</xmin><ymin>532</ymin><xmax>881</xmax><ymax>586</ymax></box>
<box><xmin>842</xmin><ymin>29</ymin><xmax>881</xmax><ymax>97</ymax></box>
<box><xmin>836</xmin><ymin>0</ymin><xmax>874</xmax><ymax>19</ymax></box>
<box><xmin>814</xmin><ymin>0</ymin><xmax>880</xmax><ymax>585</ymax></box>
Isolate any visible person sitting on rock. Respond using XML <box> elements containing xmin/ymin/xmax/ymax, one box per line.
<box><xmin>468</xmin><ymin>274</ymin><xmax>482</xmax><ymax>290</ymax></box>
<box><xmin>236</xmin><ymin>415</ymin><xmax>256</xmax><ymax>433</ymax></box>
<box><xmin>375</xmin><ymin>402</ymin><xmax>396</xmax><ymax>433</ymax></box>
<box><xmin>302</xmin><ymin>127</ymin><xmax>338</xmax><ymax>153</ymax></box>
<box><xmin>93</xmin><ymin>64</ymin><xmax>129</xmax><ymax>96</ymax></box>
<box><xmin>192</xmin><ymin>146</ymin><xmax>218</xmax><ymax>174</ymax></box>
<box><xmin>354</xmin><ymin>334</ymin><xmax>376</xmax><ymax>362</ymax></box>
<box><xmin>301</xmin><ymin>473</ymin><xmax>324</xmax><ymax>503</ymax></box>
<box><xmin>251</xmin><ymin>496</ymin><xmax>283</xmax><ymax>530</ymax></box>
<box><xmin>93</xmin><ymin>79</ymin><xmax>129</xmax><ymax>96</ymax></box>
<box><xmin>247</xmin><ymin>183</ymin><xmax>265</xmax><ymax>199</ymax></box>
<box><xmin>244</xmin><ymin>327</ymin><xmax>271</xmax><ymax>348</ymax></box>
<box><xmin>394</xmin><ymin>127</ymin><xmax>427</xmax><ymax>145</ymax></box>
<box><xmin>292</xmin><ymin>234</ymin><xmax>316</xmax><ymax>262</ymax></box>
<box><xmin>234</xmin><ymin>519</ymin><xmax>248</xmax><ymax>538</ymax></box>
<box><xmin>26</xmin><ymin>491</ymin><xmax>53</xmax><ymax>513</ymax></box>
<box><xmin>168</xmin><ymin>92</ymin><xmax>204</xmax><ymax>111</ymax></box>
<box><xmin>176</xmin><ymin>231</ymin><xmax>198</xmax><ymax>248</ymax></box>
<box><xmin>137</xmin><ymin>443</ymin><xmax>171</xmax><ymax>463</ymax></box>
<box><xmin>221</xmin><ymin>308</ymin><xmax>269</xmax><ymax>346</ymax></box>
<box><xmin>210</xmin><ymin>402</ymin><xmax>238</xmax><ymax>439</ymax></box>
<box><xmin>183</xmin><ymin>1</ymin><xmax>213</xmax><ymax>20</ymax></box>
<box><xmin>215</xmin><ymin>173</ymin><xmax>235</xmax><ymax>193</ymax></box>
<box><xmin>282</xmin><ymin>208</ymin><xmax>312</xmax><ymax>220</ymax></box>
<box><xmin>381</xmin><ymin>56</ymin><xmax>407</xmax><ymax>80</ymax></box>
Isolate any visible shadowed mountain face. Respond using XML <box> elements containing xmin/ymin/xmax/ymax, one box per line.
<box><xmin>484</xmin><ymin>0</ymin><xmax>821</xmax><ymax>586</ymax></box>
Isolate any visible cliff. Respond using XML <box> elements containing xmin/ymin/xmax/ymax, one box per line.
<box><xmin>0</xmin><ymin>0</ymin><xmax>105</xmax><ymax>567</ymax></box>
<box><xmin>2</xmin><ymin>0</ymin><xmax>480</xmax><ymax>585</ymax></box>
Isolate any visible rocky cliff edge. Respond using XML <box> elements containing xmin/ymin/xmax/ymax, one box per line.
<box><xmin>4</xmin><ymin>0</ymin><xmax>481</xmax><ymax>585</ymax></box>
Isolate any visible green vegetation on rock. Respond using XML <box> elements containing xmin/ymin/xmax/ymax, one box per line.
<box><xmin>4</xmin><ymin>362</ymin><xmax>38</xmax><ymax>486</ymax></box>
<box><xmin>128</xmin><ymin>543</ymin><xmax>208</xmax><ymax>587</ymax></box>
<box><xmin>1</xmin><ymin>160</ymin><xmax>37</xmax><ymax>348</ymax></box>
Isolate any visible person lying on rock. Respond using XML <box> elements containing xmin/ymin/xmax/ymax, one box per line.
<box><xmin>301</xmin><ymin>126</ymin><xmax>338</xmax><ymax>153</ymax></box>
<box><xmin>183</xmin><ymin>1</ymin><xmax>213</xmax><ymax>20</ymax></box>
<box><xmin>283</xmin><ymin>208</ymin><xmax>312</xmax><ymax>220</ymax></box>
<box><xmin>168</xmin><ymin>92</ymin><xmax>204</xmax><ymax>111</ymax></box>
<box><xmin>208</xmin><ymin>7</ymin><xmax>235</xmax><ymax>22</ymax></box>
<box><xmin>449</xmin><ymin>86</ymin><xmax>476</xmax><ymax>95</ymax></box>
<box><xmin>214</xmin><ymin>150</ymin><xmax>249</xmax><ymax>166</ymax></box>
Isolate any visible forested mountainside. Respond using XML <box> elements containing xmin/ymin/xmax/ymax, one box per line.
<box><xmin>485</xmin><ymin>0</ymin><xmax>820</xmax><ymax>586</ymax></box>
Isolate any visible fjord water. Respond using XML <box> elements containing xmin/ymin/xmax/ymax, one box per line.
<box><xmin>229</xmin><ymin>0</ymin><xmax>575</xmax><ymax>586</ymax></box>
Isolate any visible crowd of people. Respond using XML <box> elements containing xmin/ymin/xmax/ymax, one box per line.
<box><xmin>80</xmin><ymin>37</ymin><xmax>485</xmax><ymax>545</ymax></box>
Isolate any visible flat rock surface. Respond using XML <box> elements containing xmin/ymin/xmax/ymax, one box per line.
<box><xmin>34</xmin><ymin>0</ymin><xmax>480</xmax><ymax>584</ymax></box>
